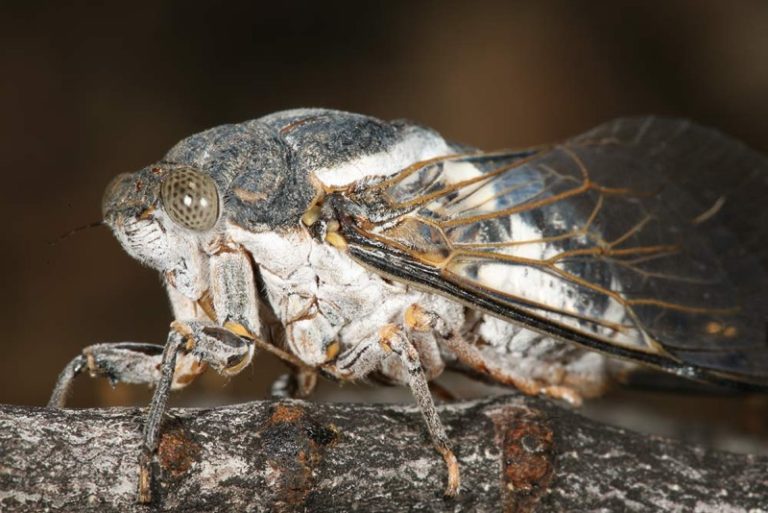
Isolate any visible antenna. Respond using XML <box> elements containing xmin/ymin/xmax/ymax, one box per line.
<box><xmin>49</xmin><ymin>220</ymin><xmax>105</xmax><ymax>246</ymax></box>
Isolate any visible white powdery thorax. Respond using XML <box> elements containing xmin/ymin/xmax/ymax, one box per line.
<box><xmin>227</xmin><ymin>223</ymin><xmax>462</xmax><ymax>360</ymax></box>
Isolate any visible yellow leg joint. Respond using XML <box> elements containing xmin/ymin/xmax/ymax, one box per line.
<box><xmin>325</xmin><ymin>340</ymin><xmax>341</xmax><ymax>360</ymax></box>
<box><xmin>224</xmin><ymin>321</ymin><xmax>256</xmax><ymax>340</ymax></box>
<box><xmin>404</xmin><ymin>304</ymin><xmax>433</xmax><ymax>332</ymax></box>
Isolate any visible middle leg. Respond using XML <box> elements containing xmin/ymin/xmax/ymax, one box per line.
<box><xmin>330</xmin><ymin>323</ymin><xmax>460</xmax><ymax>496</ymax></box>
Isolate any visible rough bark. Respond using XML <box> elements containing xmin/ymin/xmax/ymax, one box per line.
<box><xmin>0</xmin><ymin>394</ymin><xmax>766</xmax><ymax>512</ymax></box>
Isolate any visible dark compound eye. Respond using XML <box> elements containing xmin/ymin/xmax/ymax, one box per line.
<box><xmin>160</xmin><ymin>168</ymin><xmax>219</xmax><ymax>231</ymax></box>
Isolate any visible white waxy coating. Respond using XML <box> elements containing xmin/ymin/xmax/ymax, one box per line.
<box><xmin>311</xmin><ymin>129</ymin><xmax>453</xmax><ymax>188</ymax></box>
<box><xmin>228</xmin><ymin>222</ymin><xmax>460</xmax><ymax>370</ymax></box>
<box><xmin>430</xmin><ymin>157</ymin><xmax>643</xmax><ymax>350</ymax></box>
<box><xmin>227</xmin><ymin>219</ymin><xmax>612</xmax><ymax>392</ymax></box>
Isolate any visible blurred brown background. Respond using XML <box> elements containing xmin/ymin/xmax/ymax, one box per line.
<box><xmin>2</xmin><ymin>1</ymin><xmax>767</xmax><ymax>448</ymax></box>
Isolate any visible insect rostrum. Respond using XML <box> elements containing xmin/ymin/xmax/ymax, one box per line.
<box><xmin>49</xmin><ymin>108</ymin><xmax>768</xmax><ymax>503</ymax></box>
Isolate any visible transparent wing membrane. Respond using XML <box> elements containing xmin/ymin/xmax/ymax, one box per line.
<box><xmin>338</xmin><ymin>118</ymin><xmax>768</xmax><ymax>386</ymax></box>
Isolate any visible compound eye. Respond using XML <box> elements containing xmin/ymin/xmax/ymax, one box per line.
<box><xmin>160</xmin><ymin>168</ymin><xmax>219</xmax><ymax>231</ymax></box>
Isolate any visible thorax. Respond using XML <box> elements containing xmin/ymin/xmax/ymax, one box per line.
<box><xmin>226</xmin><ymin>223</ymin><xmax>445</xmax><ymax>344</ymax></box>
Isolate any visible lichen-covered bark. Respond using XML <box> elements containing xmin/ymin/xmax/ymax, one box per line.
<box><xmin>0</xmin><ymin>395</ymin><xmax>766</xmax><ymax>512</ymax></box>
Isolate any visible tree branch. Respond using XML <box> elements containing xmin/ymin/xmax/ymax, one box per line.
<box><xmin>1</xmin><ymin>394</ymin><xmax>766</xmax><ymax>512</ymax></box>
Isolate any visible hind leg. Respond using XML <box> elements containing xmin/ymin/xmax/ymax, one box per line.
<box><xmin>407</xmin><ymin>304</ymin><xmax>584</xmax><ymax>406</ymax></box>
<box><xmin>270</xmin><ymin>368</ymin><xmax>318</xmax><ymax>399</ymax></box>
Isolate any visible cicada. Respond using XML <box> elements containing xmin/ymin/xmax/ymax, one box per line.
<box><xmin>49</xmin><ymin>109</ymin><xmax>768</xmax><ymax>502</ymax></box>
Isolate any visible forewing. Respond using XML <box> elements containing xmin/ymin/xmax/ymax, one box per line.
<box><xmin>337</xmin><ymin>117</ymin><xmax>768</xmax><ymax>386</ymax></box>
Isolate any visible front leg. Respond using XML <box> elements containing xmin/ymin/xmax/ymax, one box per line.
<box><xmin>50</xmin><ymin>249</ymin><xmax>265</xmax><ymax>503</ymax></box>
<box><xmin>330</xmin><ymin>324</ymin><xmax>460</xmax><ymax>496</ymax></box>
<box><xmin>136</xmin><ymin>249</ymin><xmax>262</xmax><ymax>504</ymax></box>
<box><xmin>49</xmin><ymin>247</ymin><xmax>259</xmax><ymax>409</ymax></box>
<box><xmin>48</xmin><ymin>320</ymin><xmax>255</xmax><ymax>504</ymax></box>
<box><xmin>137</xmin><ymin>319</ymin><xmax>255</xmax><ymax>503</ymax></box>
